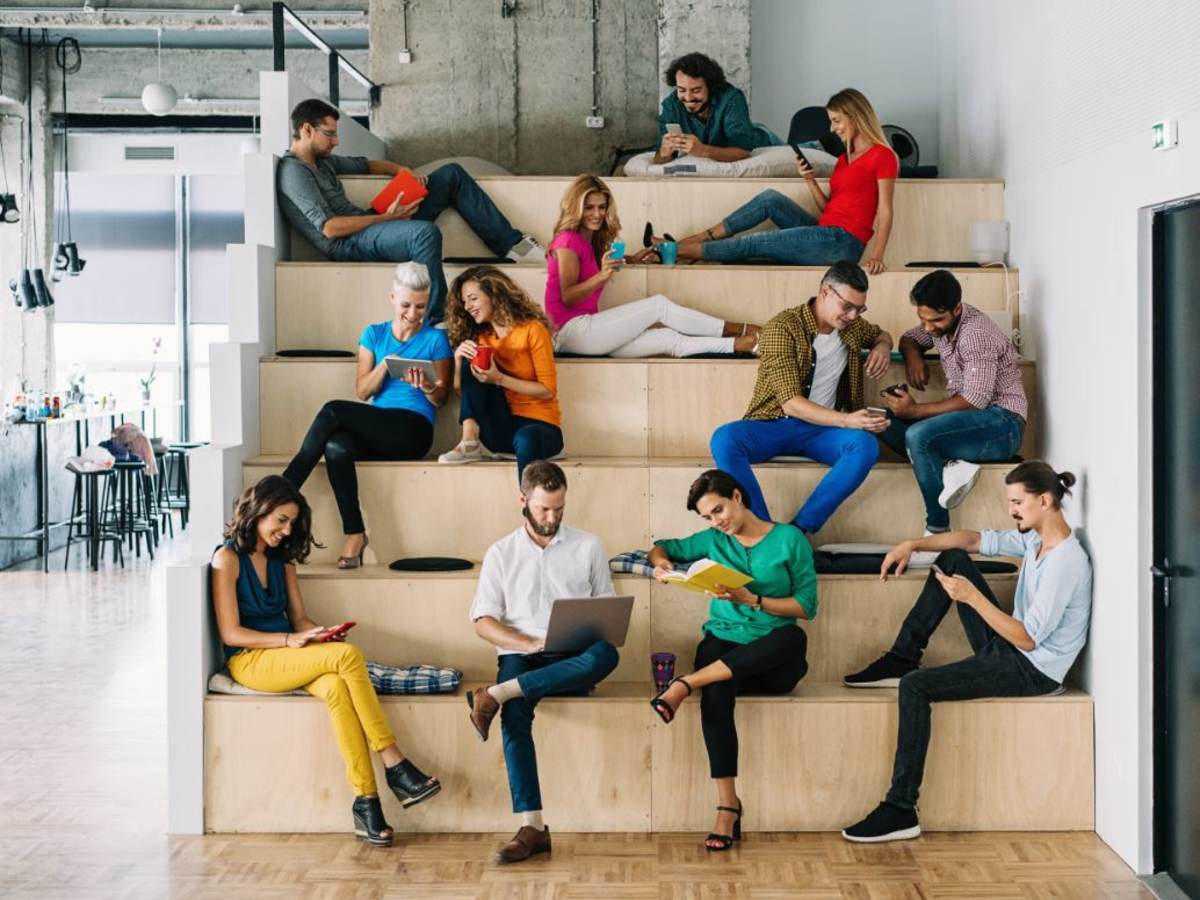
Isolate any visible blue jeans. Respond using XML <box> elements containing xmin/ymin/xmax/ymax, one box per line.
<box><xmin>709</xmin><ymin>416</ymin><xmax>879</xmax><ymax>533</ymax></box>
<box><xmin>457</xmin><ymin>358</ymin><xmax>563</xmax><ymax>482</ymax></box>
<box><xmin>702</xmin><ymin>189</ymin><xmax>865</xmax><ymax>265</ymax></box>
<box><xmin>334</xmin><ymin>163</ymin><xmax>522</xmax><ymax>322</ymax></box>
<box><xmin>886</xmin><ymin>550</ymin><xmax>1058</xmax><ymax>810</ymax></box>
<box><xmin>879</xmin><ymin>406</ymin><xmax>1024</xmax><ymax>531</ymax></box>
<box><xmin>497</xmin><ymin>640</ymin><xmax>620</xmax><ymax>813</ymax></box>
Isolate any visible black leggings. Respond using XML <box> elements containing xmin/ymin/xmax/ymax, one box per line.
<box><xmin>282</xmin><ymin>400</ymin><xmax>433</xmax><ymax>534</ymax></box>
<box><xmin>694</xmin><ymin>626</ymin><xmax>809</xmax><ymax>778</ymax></box>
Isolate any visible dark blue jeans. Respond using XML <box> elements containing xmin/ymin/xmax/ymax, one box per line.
<box><xmin>334</xmin><ymin>163</ymin><xmax>522</xmax><ymax>322</ymax></box>
<box><xmin>709</xmin><ymin>416</ymin><xmax>879</xmax><ymax>533</ymax></box>
<box><xmin>702</xmin><ymin>189</ymin><xmax>865</xmax><ymax>265</ymax></box>
<box><xmin>885</xmin><ymin>549</ymin><xmax>1058</xmax><ymax>810</ymax></box>
<box><xmin>879</xmin><ymin>405</ymin><xmax>1024</xmax><ymax>531</ymax></box>
<box><xmin>457</xmin><ymin>358</ymin><xmax>563</xmax><ymax>482</ymax></box>
<box><xmin>497</xmin><ymin>640</ymin><xmax>620</xmax><ymax>813</ymax></box>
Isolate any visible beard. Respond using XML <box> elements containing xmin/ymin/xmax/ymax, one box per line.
<box><xmin>523</xmin><ymin>504</ymin><xmax>560</xmax><ymax>538</ymax></box>
<box><xmin>1014</xmin><ymin>519</ymin><xmax>1031</xmax><ymax>533</ymax></box>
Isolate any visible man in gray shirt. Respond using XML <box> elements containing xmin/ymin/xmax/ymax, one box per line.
<box><xmin>277</xmin><ymin>99</ymin><xmax>545</xmax><ymax>322</ymax></box>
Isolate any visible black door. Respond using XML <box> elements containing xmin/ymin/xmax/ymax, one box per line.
<box><xmin>1153</xmin><ymin>199</ymin><xmax>1200</xmax><ymax>894</ymax></box>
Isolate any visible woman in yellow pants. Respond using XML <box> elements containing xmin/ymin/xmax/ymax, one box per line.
<box><xmin>212</xmin><ymin>475</ymin><xmax>440</xmax><ymax>846</ymax></box>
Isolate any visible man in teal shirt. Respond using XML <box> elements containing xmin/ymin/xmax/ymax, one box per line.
<box><xmin>654</xmin><ymin>52</ymin><xmax>782</xmax><ymax>164</ymax></box>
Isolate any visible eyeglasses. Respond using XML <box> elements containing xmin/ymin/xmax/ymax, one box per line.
<box><xmin>316</xmin><ymin>127</ymin><xmax>338</xmax><ymax>139</ymax></box>
<box><xmin>827</xmin><ymin>283</ymin><xmax>867</xmax><ymax>316</ymax></box>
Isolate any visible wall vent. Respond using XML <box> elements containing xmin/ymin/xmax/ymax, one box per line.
<box><xmin>124</xmin><ymin>145</ymin><xmax>176</xmax><ymax>160</ymax></box>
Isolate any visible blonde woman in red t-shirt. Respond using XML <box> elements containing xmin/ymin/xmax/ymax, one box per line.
<box><xmin>660</xmin><ymin>89</ymin><xmax>898</xmax><ymax>275</ymax></box>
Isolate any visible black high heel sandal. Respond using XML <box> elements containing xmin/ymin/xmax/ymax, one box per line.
<box><xmin>351</xmin><ymin>795</ymin><xmax>393</xmax><ymax>847</ymax></box>
<box><xmin>705</xmin><ymin>800</ymin><xmax>743</xmax><ymax>851</ymax></box>
<box><xmin>386</xmin><ymin>759</ymin><xmax>442</xmax><ymax>809</ymax></box>
<box><xmin>649</xmin><ymin>676</ymin><xmax>692</xmax><ymax>724</ymax></box>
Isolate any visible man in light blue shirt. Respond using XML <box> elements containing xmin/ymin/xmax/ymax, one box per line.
<box><xmin>840</xmin><ymin>460</ymin><xmax>1093</xmax><ymax>843</ymax></box>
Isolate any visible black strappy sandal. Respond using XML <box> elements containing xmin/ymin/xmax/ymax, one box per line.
<box><xmin>649</xmin><ymin>676</ymin><xmax>692</xmax><ymax>724</ymax></box>
<box><xmin>351</xmin><ymin>795</ymin><xmax>393</xmax><ymax>847</ymax></box>
<box><xmin>705</xmin><ymin>800</ymin><xmax>744</xmax><ymax>851</ymax></box>
<box><xmin>385</xmin><ymin>759</ymin><xmax>442</xmax><ymax>809</ymax></box>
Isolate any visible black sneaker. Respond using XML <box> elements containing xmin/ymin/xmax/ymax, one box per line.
<box><xmin>842</xmin><ymin>801</ymin><xmax>921</xmax><ymax>843</ymax></box>
<box><xmin>843</xmin><ymin>652</ymin><xmax>917</xmax><ymax>688</ymax></box>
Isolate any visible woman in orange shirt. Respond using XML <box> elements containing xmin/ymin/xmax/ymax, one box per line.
<box><xmin>439</xmin><ymin>266</ymin><xmax>563</xmax><ymax>479</ymax></box>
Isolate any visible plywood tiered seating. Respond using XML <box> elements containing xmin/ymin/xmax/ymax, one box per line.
<box><xmin>205</xmin><ymin>175</ymin><xmax>1094</xmax><ymax>835</ymax></box>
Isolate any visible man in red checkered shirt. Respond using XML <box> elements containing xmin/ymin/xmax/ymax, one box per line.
<box><xmin>878</xmin><ymin>270</ymin><xmax>1026</xmax><ymax>555</ymax></box>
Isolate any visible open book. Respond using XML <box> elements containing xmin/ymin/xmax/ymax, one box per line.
<box><xmin>660</xmin><ymin>559</ymin><xmax>752</xmax><ymax>594</ymax></box>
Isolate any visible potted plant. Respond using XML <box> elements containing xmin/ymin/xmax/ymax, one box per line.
<box><xmin>139</xmin><ymin>337</ymin><xmax>162</xmax><ymax>404</ymax></box>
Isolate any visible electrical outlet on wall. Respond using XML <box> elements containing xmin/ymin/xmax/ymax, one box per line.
<box><xmin>585</xmin><ymin>116</ymin><xmax>605</xmax><ymax>129</ymax></box>
<box><xmin>397</xmin><ymin>49</ymin><xmax>412</xmax><ymax>64</ymax></box>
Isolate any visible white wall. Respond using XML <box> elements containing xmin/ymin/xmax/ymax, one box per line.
<box><xmin>937</xmin><ymin>0</ymin><xmax>1200</xmax><ymax>874</ymax></box>
<box><xmin>751</xmin><ymin>0</ymin><xmax>941</xmax><ymax>163</ymax></box>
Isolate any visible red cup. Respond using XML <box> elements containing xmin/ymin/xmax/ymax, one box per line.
<box><xmin>472</xmin><ymin>346</ymin><xmax>493</xmax><ymax>370</ymax></box>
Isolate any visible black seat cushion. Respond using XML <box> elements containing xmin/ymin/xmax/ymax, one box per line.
<box><xmin>389</xmin><ymin>557</ymin><xmax>475</xmax><ymax>572</ymax></box>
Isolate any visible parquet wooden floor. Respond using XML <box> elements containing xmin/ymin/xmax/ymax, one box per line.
<box><xmin>0</xmin><ymin>538</ymin><xmax>1151</xmax><ymax>900</ymax></box>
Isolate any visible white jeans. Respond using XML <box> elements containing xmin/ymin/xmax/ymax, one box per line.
<box><xmin>553</xmin><ymin>294</ymin><xmax>733</xmax><ymax>358</ymax></box>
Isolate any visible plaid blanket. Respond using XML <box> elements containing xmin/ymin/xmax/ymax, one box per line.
<box><xmin>367</xmin><ymin>662</ymin><xmax>462</xmax><ymax>695</ymax></box>
<box><xmin>609</xmin><ymin>550</ymin><xmax>686</xmax><ymax>578</ymax></box>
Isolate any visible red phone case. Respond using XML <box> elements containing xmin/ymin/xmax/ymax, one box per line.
<box><xmin>320</xmin><ymin>621</ymin><xmax>357</xmax><ymax>642</ymax></box>
<box><xmin>370</xmin><ymin>171</ymin><xmax>429</xmax><ymax>214</ymax></box>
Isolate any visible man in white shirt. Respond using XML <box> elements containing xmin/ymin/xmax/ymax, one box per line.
<box><xmin>841</xmin><ymin>461</ymin><xmax>1093</xmax><ymax>843</ymax></box>
<box><xmin>466</xmin><ymin>461</ymin><xmax>618</xmax><ymax>864</ymax></box>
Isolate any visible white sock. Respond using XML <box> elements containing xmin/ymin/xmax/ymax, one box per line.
<box><xmin>488</xmin><ymin>678</ymin><xmax>523</xmax><ymax>705</ymax></box>
<box><xmin>521</xmin><ymin>810</ymin><xmax>544</xmax><ymax>830</ymax></box>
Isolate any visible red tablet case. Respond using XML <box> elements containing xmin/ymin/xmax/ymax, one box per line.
<box><xmin>370</xmin><ymin>170</ymin><xmax>430</xmax><ymax>213</ymax></box>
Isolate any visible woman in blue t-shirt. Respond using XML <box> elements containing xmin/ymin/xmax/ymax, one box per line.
<box><xmin>282</xmin><ymin>262</ymin><xmax>453</xmax><ymax>568</ymax></box>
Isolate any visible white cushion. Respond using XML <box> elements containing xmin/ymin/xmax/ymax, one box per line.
<box><xmin>623</xmin><ymin>145</ymin><xmax>837</xmax><ymax>179</ymax></box>
<box><xmin>207</xmin><ymin>670</ymin><xmax>309</xmax><ymax>697</ymax></box>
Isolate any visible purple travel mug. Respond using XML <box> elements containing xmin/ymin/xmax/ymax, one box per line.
<box><xmin>651</xmin><ymin>652</ymin><xmax>677</xmax><ymax>692</ymax></box>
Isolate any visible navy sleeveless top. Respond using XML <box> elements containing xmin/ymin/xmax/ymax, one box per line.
<box><xmin>216</xmin><ymin>540</ymin><xmax>290</xmax><ymax>660</ymax></box>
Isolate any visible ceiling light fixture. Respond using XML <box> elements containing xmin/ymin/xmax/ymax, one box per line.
<box><xmin>141</xmin><ymin>28</ymin><xmax>177</xmax><ymax>115</ymax></box>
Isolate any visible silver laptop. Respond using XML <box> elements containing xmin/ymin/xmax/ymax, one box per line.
<box><xmin>542</xmin><ymin>595</ymin><xmax>634</xmax><ymax>653</ymax></box>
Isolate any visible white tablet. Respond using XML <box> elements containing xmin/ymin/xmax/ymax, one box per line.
<box><xmin>384</xmin><ymin>355</ymin><xmax>441</xmax><ymax>384</ymax></box>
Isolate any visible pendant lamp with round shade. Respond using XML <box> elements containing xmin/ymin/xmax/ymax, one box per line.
<box><xmin>142</xmin><ymin>29</ymin><xmax>177</xmax><ymax>116</ymax></box>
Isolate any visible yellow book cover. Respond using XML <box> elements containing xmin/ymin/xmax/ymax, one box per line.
<box><xmin>661</xmin><ymin>559</ymin><xmax>752</xmax><ymax>594</ymax></box>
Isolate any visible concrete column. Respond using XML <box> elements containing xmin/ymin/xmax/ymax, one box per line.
<box><xmin>656</xmin><ymin>0</ymin><xmax>752</xmax><ymax>100</ymax></box>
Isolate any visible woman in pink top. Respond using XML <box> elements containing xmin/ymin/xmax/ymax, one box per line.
<box><xmin>659</xmin><ymin>89</ymin><xmax>898</xmax><ymax>275</ymax></box>
<box><xmin>547</xmin><ymin>175</ymin><xmax>760</xmax><ymax>357</ymax></box>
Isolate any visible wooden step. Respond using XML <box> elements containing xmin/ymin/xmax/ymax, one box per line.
<box><xmin>241</xmin><ymin>459</ymin><xmax>1022</xmax><ymax>565</ymax></box>
<box><xmin>274</xmin><ymin>261</ymin><xmax>1020</xmax><ymax>353</ymax></box>
<box><xmin>295</xmin><ymin>565</ymin><xmax>1018</xmax><ymax>685</ymax></box>
<box><xmin>287</xmin><ymin>175</ymin><xmax>1005</xmax><ymax>271</ymax></box>
<box><xmin>204</xmin><ymin>683</ymin><xmax>1092</xmax><ymax>833</ymax></box>
<box><xmin>258</xmin><ymin>356</ymin><xmax>1039</xmax><ymax>459</ymax></box>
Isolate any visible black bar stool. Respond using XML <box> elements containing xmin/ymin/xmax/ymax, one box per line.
<box><xmin>63</xmin><ymin>464</ymin><xmax>125</xmax><ymax>571</ymax></box>
<box><xmin>164</xmin><ymin>441</ymin><xmax>206</xmax><ymax>530</ymax></box>
<box><xmin>107</xmin><ymin>459</ymin><xmax>156</xmax><ymax>560</ymax></box>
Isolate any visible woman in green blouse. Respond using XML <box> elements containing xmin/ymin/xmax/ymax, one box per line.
<box><xmin>648</xmin><ymin>469</ymin><xmax>816</xmax><ymax>851</ymax></box>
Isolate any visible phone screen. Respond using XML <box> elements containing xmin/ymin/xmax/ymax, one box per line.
<box><xmin>666</xmin><ymin>124</ymin><xmax>683</xmax><ymax>135</ymax></box>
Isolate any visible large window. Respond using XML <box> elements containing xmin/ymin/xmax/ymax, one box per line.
<box><xmin>53</xmin><ymin>166</ymin><xmax>242</xmax><ymax>442</ymax></box>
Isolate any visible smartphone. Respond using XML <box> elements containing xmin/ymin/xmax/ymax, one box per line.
<box><xmin>866</xmin><ymin>406</ymin><xmax>888</xmax><ymax>418</ymax></box>
<box><xmin>881</xmin><ymin>382</ymin><xmax>909</xmax><ymax>397</ymax></box>
<box><xmin>665</xmin><ymin>123</ymin><xmax>683</xmax><ymax>136</ymax></box>
<box><xmin>319</xmin><ymin>621</ymin><xmax>357</xmax><ymax>643</ymax></box>
<box><xmin>790</xmin><ymin>143</ymin><xmax>812</xmax><ymax>168</ymax></box>
<box><xmin>610</xmin><ymin>241</ymin><xmax>625</xmax><ymax>260</ymax></box>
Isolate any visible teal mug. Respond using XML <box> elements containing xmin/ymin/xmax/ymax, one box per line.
<box><xmin>659</xmin><ymin>240</ymin><xmax>679</xmax><ymax>266</ymax></box>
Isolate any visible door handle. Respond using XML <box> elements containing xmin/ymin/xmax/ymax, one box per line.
<box><xmin>1152</xmin><ymin>559</ymin><xmax>1175</xmax><ymax>607</ymax></box>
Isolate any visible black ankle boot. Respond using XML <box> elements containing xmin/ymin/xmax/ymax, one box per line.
<box><xmin>351</xmin><ymin>795</ymin><xmax>393</xmax><ymax>846</ymax></box>
<box><xmin>385</xmin><ymin>759</ymin><xmax>442</xmax><ymax>809</ymax></box>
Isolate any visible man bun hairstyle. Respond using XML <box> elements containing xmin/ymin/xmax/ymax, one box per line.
<box><xmin>821</xmin><ymin>259</ymin><xmax>869</xmax><ymax>295</ymax></box>
<box><xmin>521</xmin><ymin>460</ymin><xmax>568</xmax><ymax>496</ymax></box>
<box><xmin>291</xmin><ymin>98</ymin><xmax>339</xmax><ymax>139</ymax></box>
<box><xmin>664</xmin><ymin>51</ymin><xmax>728</xmax><ymax>94</ymax></box>
<box><xmin>911</xmin><ymin>269</ymin><xmax>962</xmax><ymax>313</ymax></box>
<box><xmin>686</xmin><ymin>468</ymin><xmax>751</xmax><ymax>513</ymax></box>
<box><xmin>1005</xmin><ymin>461</ymin><xmax>1076</xmax><ymax>509</ymax></box>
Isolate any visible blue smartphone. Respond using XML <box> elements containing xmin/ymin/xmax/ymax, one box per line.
<box><xmin>610</xmin><ymin>241</ymin><xmax>625</xmax><ymax>259</ymax></box>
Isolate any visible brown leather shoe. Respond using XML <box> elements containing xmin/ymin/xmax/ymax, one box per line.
<box><xmin>495</xmin><ymin>825</ymin><xmax>551</xmax><ymax>864</ymax></box>
<box><xmin>467</xmin><ymin>686</ymin><xmax>500</xmax><ymax>742</ymax></box>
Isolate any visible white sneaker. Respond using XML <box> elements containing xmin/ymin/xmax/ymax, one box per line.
<box><xmin>506</xmin><ymin>235</ymin><xmax>546</xmax><ymax>265</ymax></box>
<box><xmin>437</xmin><ymin>441</ymin><xmax>495</xmax><ymax>465</ymax></box>
<box><xmin>939</xmin><ymin>460</ymin><xmax>982</xmax><ymax>509</ymax></box>
<box><xmin>907</xmin><ymin>531</ymin><xmax>943</xmax><ymax>568</ymax></box>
